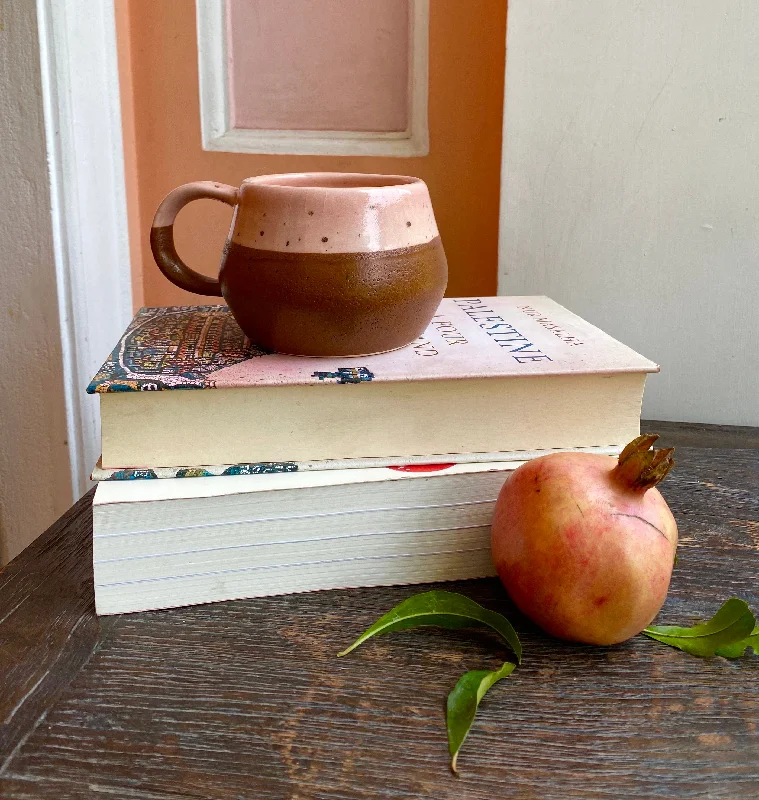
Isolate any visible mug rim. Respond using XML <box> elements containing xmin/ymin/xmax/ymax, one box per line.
<box><xmin>241</xmin><ymin>172</ymin><xmax>424</xmax><ymax>191</ymax></box>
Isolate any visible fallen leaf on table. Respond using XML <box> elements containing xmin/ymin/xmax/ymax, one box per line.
<box><xmin>447</xmin><ymin>661</ymin><xmax>516</xmax><ymax>775</ymax></box>
<box><xmin>337</xmin><ymin>589</ymin><xmax>521</xmax><ymax>663</ymax></box>
<box><xmin>642</xmin><ymin>598</ymin><xmax>755</xmax><ymax>657</ymax></box>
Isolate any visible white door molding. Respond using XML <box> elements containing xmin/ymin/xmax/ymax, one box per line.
<box><xmin>196</xmin><ymin>0</ymin><xmax>429</xmax><ymax>157</ymax></box>
<box><xmin>36</xmin><ymin>0</ymin><xmax>133</xmax><ymax>499</ymax></box>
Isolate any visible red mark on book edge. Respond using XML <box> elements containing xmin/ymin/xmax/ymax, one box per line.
<box><xmin>388</xmin><ymin>463</ymin><xmax>457</xmax><ymax>472</ymax></box>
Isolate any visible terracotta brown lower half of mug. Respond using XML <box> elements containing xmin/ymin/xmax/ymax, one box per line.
<box><xmin>219</xmin><ymin>237</ymin><xmax>448</xmax><ymax>356</ymax></box>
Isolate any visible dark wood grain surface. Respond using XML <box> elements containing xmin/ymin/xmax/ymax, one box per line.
<box><xmin>1</xmin><ymin>423</ymin><xmax>758</xmax><ymax>799</ymax></box>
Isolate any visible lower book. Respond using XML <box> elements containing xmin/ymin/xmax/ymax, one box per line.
<box><xmin>93</xmin><ymin>460</ymin><xmax>519</xmax><ymax>615</ymax></box>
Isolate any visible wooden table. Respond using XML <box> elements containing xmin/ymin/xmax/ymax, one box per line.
<box><xmin>1</xmin><ymin>421</ymin><xmax>758</xmax><ymax>799</ymax></box>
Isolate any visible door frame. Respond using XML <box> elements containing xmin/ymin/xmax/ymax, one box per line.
<box><xmin>36</xmin><ymin>0</ymin><xmax>133</xmax><ymax>498</ymax></box>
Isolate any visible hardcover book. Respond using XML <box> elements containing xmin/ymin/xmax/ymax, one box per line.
<box><xmin>89</xmin><ymin>296</ymin><xmax>659</xmax><ymax>469</ymax></box>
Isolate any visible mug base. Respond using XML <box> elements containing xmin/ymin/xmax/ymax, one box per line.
<box><xmin>268</xmin><ymin>341</ymin><xmax>414</xmax><ymax>358</ymax></box>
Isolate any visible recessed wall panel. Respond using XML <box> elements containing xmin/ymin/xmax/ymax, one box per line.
<box><xmin>226</xmin><ymin>0</ymin><xmax>410</xmax><ymax>133</ymax></box>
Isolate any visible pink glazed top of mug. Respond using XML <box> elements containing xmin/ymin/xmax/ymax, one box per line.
<box><xmin>229</xmin><ymin>172</ymin><xmax>440</xmax><ymax>254</ymax></box>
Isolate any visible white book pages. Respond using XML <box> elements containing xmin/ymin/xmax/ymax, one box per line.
<box><xmin>92</xmin><ymin>464</ymin><xmax>514</xmax><ymax>615</ymax></box>
<box><xmin>95</xmin><ymin>549</ymin><xmax>498</xmax><ymax>616</ymax></box>
<box><xmin>93</xmin><ymin>469</ymin><xmax>512</xmax><ymax>536</ymax></box>
<box><xmin>94</xmin><ymin>500</ymin><xmax>496</xmax><ymax>560</ymax></box>
<box><xmin>94</xmin><ymin>525</ymin><xmax>493</xmax><ymax>584</ymax></box>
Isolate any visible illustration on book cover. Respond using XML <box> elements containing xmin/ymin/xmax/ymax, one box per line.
<box><xmin>87</xmin><ymin>306</ymin><xmax>269</xmax><ymax>392</ymax></box>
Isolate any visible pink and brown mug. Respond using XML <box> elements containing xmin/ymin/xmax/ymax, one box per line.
<box><xmin>150</xmin><ymin>172</ymin><xmax>448</xmax><ymax>356</ymax></box>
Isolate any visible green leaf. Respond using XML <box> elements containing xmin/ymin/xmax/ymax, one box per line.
<box><xmin>642</xmin><ymin>598</ymin><xmax>756</xmax><ymax>657</ymax></box>
<box><xmin>447</xmin><ymin>661</ymin><xmax>516</xmax><ymax>775</ymax></box>
<box><xmin>337</xmin><ymin>590</ymin><xmax>522</xmax><ymax>664</ymax></box>
<box><xmin>715</xmin><ymin>628</ymin><xmax>759</xmax><ymax>658</ymax></box>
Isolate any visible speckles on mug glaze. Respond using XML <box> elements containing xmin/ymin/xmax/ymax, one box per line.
<box><xmin>234</xmin><ymin>174</ymin><xmax>439</xmax><ymax>254</ymax></box>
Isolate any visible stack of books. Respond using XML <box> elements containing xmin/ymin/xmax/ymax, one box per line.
<box><xmin>88</xmin><ymin>296</ymin><xmax>658</xmax><ymax>614</ymax></box>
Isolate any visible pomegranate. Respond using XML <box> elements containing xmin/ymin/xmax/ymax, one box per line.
<box><xmin>491</xmin><ymin>435</ymin><xmax>678</xmax><ymax>645</ymax></box>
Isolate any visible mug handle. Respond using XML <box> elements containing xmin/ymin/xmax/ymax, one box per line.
<box><xmin>150</xmin><ymin>181</ymin><xmax>239</xmax><ymax>296</ymax></box>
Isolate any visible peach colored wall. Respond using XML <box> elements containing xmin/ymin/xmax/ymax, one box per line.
<box><xmin>115</xmin><ymin>0</ymin><xmax>145</xmax><ymax>307</ymax></box>
<box><xmin>116</xmin><ymin>0</ymin><xmax>506</xmax><ymax>308</ymax></box>
<box><xmin>227</xmin><ymin>0</ymin><xmax>410</xmax><ymax>132</ymax></box>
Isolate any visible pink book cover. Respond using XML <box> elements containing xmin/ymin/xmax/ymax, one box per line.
<box><xmin>87</xmin><ymin>296</ymin><xmax>658</xmax><ymax>394</ymax></box>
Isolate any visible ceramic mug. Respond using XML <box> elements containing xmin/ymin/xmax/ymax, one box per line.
<box><xmin>150</xmin><ymin>172</ymin><xmax>448</xmax><ymax>356</ymax></box>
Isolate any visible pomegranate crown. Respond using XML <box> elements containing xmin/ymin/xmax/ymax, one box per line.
<box><xmin>612</xmin><ymin>434</ymin><xmax>675</xmax><ymax>491</ymax></box>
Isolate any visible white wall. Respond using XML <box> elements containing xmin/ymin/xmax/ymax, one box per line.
<box><xmin>0</xmin><ymin>1</ymin><xmax>72</xmax><ymax>563</ymax></box>
<box><xmin>499</xmin><ymin>0</ymin><xmax>759</xmax><ymax>426</ymax></box>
